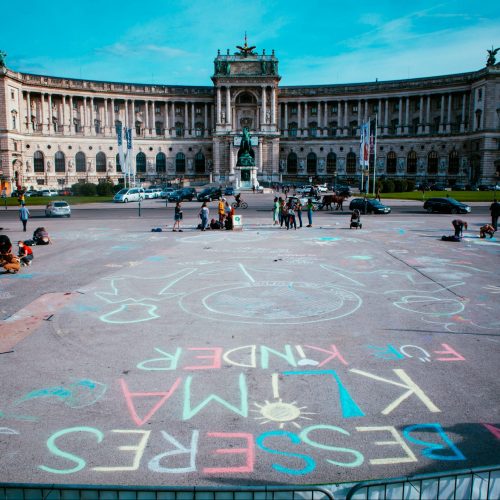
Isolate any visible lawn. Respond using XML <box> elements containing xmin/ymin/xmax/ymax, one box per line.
<box><xmin>369</xmin><ymin>191</ymin><xmax>498</xmax><ymax>202</ymax></box>
<box><xmin>2</xmin><ymin>196</ymin><xmax>114</xmax><ymax>207</ymax></box>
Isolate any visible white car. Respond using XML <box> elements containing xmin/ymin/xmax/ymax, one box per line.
<box><xmin>317</xmin><ymin>184</ymin><xmax>328</xmax><ymax>193</ymax></box>
<box><xmin>143</xmin><ymin>189</ymin><xmax>157</xmax><ymax>199</ymax></box>
<box><xmin>45</xmin><ymin>200</ymin><xmax>71</xmax><ymax>217</ymax></box>
<box><xmin>113</xmin><ymin>188</ymin><xmax>145</xmax><ymax>203</ymax></box>
<box><xmin>40</xmin><ymin>189</ymin><xmax>59</xmax><ymax>197</ymax></box>
<box><xmin>295</xmin><ymin>185</ymin><xmax>315</xmax><ymax>195</ymax></box>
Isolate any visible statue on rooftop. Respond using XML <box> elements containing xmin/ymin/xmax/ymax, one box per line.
<box><xmin>0</xmin><ymin>50</ymin><xmax>7</xmax><ymax>68</ymax></box>
<box><xmin>486</xmin><ymin>47</ymin><xmax>499</xmax><ymax>66</ymax></box>
<box><xmin>236</xmin><ymin>32</ymin><xmax>256</xmax><ymax>57</ymax></box>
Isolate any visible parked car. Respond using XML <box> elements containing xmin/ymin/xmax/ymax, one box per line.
<box><xmin>197</xmin><ymin>187</ymin><xmax>222</xmax><ymax>202</ymax></box>
<box><xmin>295</xmin><ymin>185</ymin><xmax>315</xmax><ymax>195</ymax></box>
<box><xmin>349</xmin><ymin>198</ymin><xmax>391</xmax><ymax>214</ymax></box>
<box><xmin>40</xmin><ymin>189</ymin><xmax>59</xmax><ymax>197</ymax></box>
<box><xmin>335</xmin><ymin>186</ymin><xmax>352</xmax><ymax>197</ymax></box>
<box><xmin>423</xmin><ymin>197</ymin><xmax>471</xmax><ymax>214</ymax></box>
<box><xmin>173</xmin><ymin>187</ymin><xmax>197</xmax><ymax>201</ymax></box>
<box><xmin>167</xmin><ymin>189</ymin><xmax>183</xmax><ymax>202</ymax></box>
<box><xmin>113</xmin><ymin>188</ymin><xmax>145</xmax><ymax>203</ymax></box>
<box><xmin>224</xmin><ymin>186</ymin><xmax>236</xmax><ymax>196</ymax></box>
<box><xmin>160</xmin><ymin>187</ymin><xmax>176</xmax><ymax>199</ymax></box>
<box><xmin>451</xmin><ymin>183</ymin><xmax>467</xmax><ymax>191</ymax></box>
<box><xmin>430</xmin><ymin>183</ymin><xmax>447</xmax><ymax>191</ymax></box>
<box><xmin>45</xmin><ymin>201</ymin><xmax>71</xmax><ymax>217</ymax></box>
<box><xmin>287</xmin><ymin>196</ymin><xmax>323</xmax><ymax>210</ymax></box>
<box><xmin>316</xmin><ymin>184</ymin><xmax>328</xmax><ymax>193</ymax></box>
<box><xmin>25</xmin><ymin>190</ymin><xmax>42</xmax><ymax>197</ymax></box>
<box><xmin>478</xmin><ymin>184</ymin><xmax>500</xmax><ymax>191</ymax></box>
<box><xmin>143</xmin><ymin>189</ymin><xmax>157</xmax><ymax>199</ymax></box>
<box><xmin>58</xmin><ymin>189</ymin><xmax>72</xmax><ymax>196</ymax></box>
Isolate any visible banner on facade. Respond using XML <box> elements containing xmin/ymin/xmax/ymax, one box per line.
<box><xmin>125</xmin><ymin>128</ymin><xmax>135</xmax><ymax>176</ymax></box>
<box><xmin>359</xmin><ymin>121</ymin><xmax>370</xmax><ymax>168</ymax></box>
<box><xmin>116</xmin><ymin>123</ymin><xmax>126</xmax><ymax>174</ymax></box>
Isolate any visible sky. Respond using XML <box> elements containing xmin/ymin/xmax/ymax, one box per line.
<box><xmin>1</xmin><ymin>0</ymin><xmax>499</xmax><ymax>86</ymax></box>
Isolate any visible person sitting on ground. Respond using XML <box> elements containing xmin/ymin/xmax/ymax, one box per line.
<box><xmin>32</xmin><ymin>227</ymin><xmax>51</xmax><ymax>245</ymax></box>
<box><xmin>18</xmin><ymin>240</ymin><xmax>34</xmax><ymax>266</ymax></box>
<box><xmin>479</xmin><ymin>224</ymin><xmax>495</xmax><ymax>239</ymax></box>
<box><xmin>452</xmin><ymin>219</ymin><xmax>467</xmax><ymax>238</ymax></box>
<box><xmin>210</xmin><ymin>218</ymin><xmax>222</xmax><ymax>230</ymax></box>
<box><xmin>0</xmin><ymin>234</ymin><xmax>12</xmax><ymax>254</ymax></box>
<box><xmin>0</xmin><ymin>250</ymin><xmax>20</xmax><ymax>274</ymax></box>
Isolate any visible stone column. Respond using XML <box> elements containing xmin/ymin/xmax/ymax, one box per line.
<box><xmin>214</xmin><ymin>141</ymin><xmax>220</xmax><ymax>178</ymax></box>
<box><xmin>69</xmin><ymin>96</ymin><xmax>74</xmax><ymax>134</ymax></box>
<box><xmin>344</xmin><ymin>101</ymin><xmax>349</xmax><ymax>131</ymax></box>
<box><xmin>104</xmin><ymin>99</ymin><xmax>108</xmax><ymax>136</ymax></box>
<box><xmin>460</xmin><ymin>93</ymin><xmax>466</xmax><ymax>133</ymax></box>
<box><xmin>377</xmin><ymin>98</ymin><xmax>382</xmax><ymax>135</ymax></box>
<box><xmin>261</xmin><ymin>86</ymin><xmax>267</xmax><ymax>128</ymax></box>
<box><xmin>61</xmin><ymin>96</ymin><xmax>66</xmax><ymax>134</ymax></box>
<box><xmin>297</xmin><ymin>102</ymin><xmax>302</xmax><ymax>136</ymax></box>
<box><xmin>211</xmin><ymin>104</ymin><xmax>215</xmax><ymax>129</ymax></box>
<box><xmin>271</xmin><ymin>87</ymin><xmax>276</xmax><ymax>125</ymax></box>
<box><xmin>216</xmin><ymin>88</ymin><xmax>221</xmax><ymax>123</ymax></box>
<box><xmin>337</xmin><ymin>100</ymin><xmax>342</xmax><ymax>136</ymax></box>
<box><xmin>26</xmin><ymin>92</ymin><xmax>31</xmax><ymax>132</ymax></box>
<box><xmin>440</xmin><ymin>94</ymin><xmax>445</xmax><ymax>133</ymax></box>
<box><xmin>191</xmin><ymin>102</ymin><xmax>195</xmax><ymax>135</ymax></box>
<box><xmin>425</xmin><ymin>95</ymin><xmax>431</xmax><ymax>134</ymax></box>
<box><xmin>324</xmin><ymin>100</ymin><xmax>328</xmax><ymax>136</ymax></box>
<box><xmin>364</xmin><ymin>100</ymin><xmax>368</xmax><ymax>123</ymax></box>
<box><xmin>164</xmin><ymin>101</ymin><xmax>170</xmax><ymax>136</ymax></box>
<box><xmin>303</xmin><ymin>102</ymin><xmax>308</xmax><ymax>137</ymax></box>
<box><xmin>91</xmin><ymin>97</ymin><xmax>96</xmax><ymax>136</ymax></box>
<box><xmin>170</xmin><ymin>101</ymin><xmax>175</xmax><ymax>133</ymax></box>
<box><xmin>447</xmin><ymin>94</ymin><xmax>452</xmax><ymax>133</ymax></box>
<box><xmin>204</xmin><ymin>103</ymin><xmax>208</xmax><ymax>137</ymax></box>
<box><xmin>357</xmin><ymin>100</ymin><xmax>361</xmax><ymax>136</ymax></box>
<box><xmin>83</xmin><ymin>96</ymin><xmax>88</xmax><ymax>135</ymax></box>
<box><xmin>284</xmin><ymin>102</ymin><xmax>288</xmax><ymax>136</ymax></box>
<box><xmin>145</xmin><ymin>100</ymin><xmax>150</xmax><ymax>136</ymax></box>
<box><xmin>418</xmin><ymin>96</ymin><xmax>424</xmax><ymax>134</ymax></box>
<box><xmin>48</xmin><ymin>94</ymin><xmax>53</xmax><ymax>135</ymax></box>
<box><xmin>184</xmin><ymin>101</ymin><xmax>189</xmax><ymax>137</ymax></box>
<box><xmin>226</xmin><ymin>87</ymin><xmax>231</xmax><ymax>128</ymax></box>
<box><xmin>384</xmin><ymin>99</ymin><xmax>389</xmax><ymax>134</ymax></box>
<box><xmin>405</xmin><ymin>97</ymin><xmax>410</xmax><ymax>134</ymax></box>
<box><xmin>124</xmin><ymin>100</ymin><xmax>128</xmax><ymax>128</ymax></box>
<box><xmin>398</xmin><ymin>97</ymin><xmax>403</xmax><ymax>135</ymax></box>
<box><xmin>258</xmin><ymin>138</ymin><xmax>263</xmax><ymax>173</ymax></box>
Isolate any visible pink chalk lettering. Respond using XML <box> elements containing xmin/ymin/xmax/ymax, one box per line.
<box><xmin>433</xmin><ymin>344</ymin><xmax>465</xmax><ymax>362</ymax></box>
<box><xmin>482</xmin><ymin>423</ymin><xmax>500</xmax><ymax>439</ymax></box>
<box><xmin>184</xmin><ymin>348</ymin><xmax>223</xmax><ymax>370</ymax></box>
<box><xmin>304</xmin><ymin>345</ymin><xmax>348</xmax><ymax>366</ymax></box>
<box><xmin>203</xmin><ymin>432</ymin><xmax>254</xmax><ymax>474</ymax></box>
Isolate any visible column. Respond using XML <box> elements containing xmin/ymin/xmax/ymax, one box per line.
<box><xmin>226</xmin><ymin>87</ymin><xmax>231</xmax><ymax>128</ymax></box>
<box><xmin>164</xmin><ymin>101</ymin><xmax>170</xmax><ymax>136</ymax></box>
<box><xmin>337</xmin><ymin>100</ymin><xmax>342</xmax><ymax>136</ymax></box>
<box><xmin>418</xmin><ymin>96</ymin><xmax>424</xmax><ymax>134</ymax></box>
<box><xmin>460</xmin><ymin>93</ymin><xmax>466</xmax><ymax>133</ymax></box>
<box><xmin>377</xmin><ymin>98</ymin><xmax>382</xmax><ymax>135</ymax></box>
<box><xmin>170</xmin><ymin>101</ymin><xmax>175</xmax><ymax>133</ymax></box>
<box><xmin>216</xmin><ymin>88</ymin><xmax>221</xmax><ymax>123</ymax></box>
<box><xmin>297</xmin><ymin>102</ymin><xmax>302</xmax><ymax>136</ymax></box>
<box><xmin>357</xmin><ymin>100</ymin><xmax>361</xmax><ymax>136</ymax></box>
<box><xmin>405</xmin><ymin>96</ymin><xmax>410</xmax><ymax>134</ymax></box>
<box><xmin>204</xmin><ymin>103</ymin><xmax>208</xmax><ymax>136</ymax></box>
<box><xmin>425</xmin><ymin>95</ymin><xmax>431</xmax><ymax>134</ymax></box>
<box><xmin>258</xmin><ymin>138</ymin><xmax>263</xmax><ymax>173</ymax></box>
<box><xmin>145</xmin><ymin>100</ymin><xmax>149</xmax><ymax>136</ymax></box>
<box><xmin>384</xmin><ymin>99</ymin><xmax>389</xmax><ymax>134</ymax></box>
<box><xmin>83</xmin><ymin>96</ymin><xmax>88</xmax><ymax>135</ymax></box>
<box><xmin>447</xmin><ymin>94</ymin><xmax>452</xmax><ymax>133</ymax></box>
<box><xmin>261</xmin><ymin>86</ymin><xmax>267</xmax><ymax>128</ymax></box>
<box><xmin>191</xmin><ymin>103</ymin><xmax>195</xmax><ymax>135</ymax></box>
<box><xmin>398</xmin><ymin>97</ymin><xmax>403</xmax><ymax>135</ymax></box>
<box><xmin>344</xmin><ymin>101</ymin><xmax>348</xmax><ymax>131</ymax></box>
<box><xmin>61</xmin><ymin>96</ymin><xmax>66</xmax><ymax>134</ymax></box>
<box><xmin>271</xmin><ymin>87</ymin><xmax>276</xmax><ymax>125</ymax></box>
<box><xmin>303</xmin><ymin>102</ymin><xmax>308</xmax><ymax>137</ymax></box>
<box><xmin>211</xmin><ymin>104</ymin><xmax>215</xmax><ymax>130</ymax></box>
<box><xmin>90</xmin><ymin>97</ymin><xmax>96</xmax><ymax>136</ymax></box>
<box><xmin>284</xmin><ymin>102</ymin><xmax>288</xmax><ymax>136</ymax></box>
<box><xmin>48</xmin><ymin>94</ymin><xmax>53</xmax><ymax>134</ymax></box>
<box><xmin>104</xmin><ymin>99</ymin><xmax>108</xmax><ymax>135</ymax></box>
<box><xmin>323</xmin><ymin>100</ymin><xmax>328</xmax><ymax>136</ymax></box>
<box><xmin>184</xmin><ymin>101</ymin><xmax>189</xmax><ymax>137</ymax></box>
<box><xmin>69</xmin><ymin>96</ymin><xmax>74</xmax><ymax>134</ymax></box>
<box><xmin>364</xmin><ymin>100</ymin><xmax>368</xmax><ymax>122</ymax></box>
<box><xmin>26</xmin><ymin>92</ymin><xmax>31</xmax><ymax>132</ymax></box>
<box><xmin>440</xmin><ymin>94</ymin><xmax>445</xmax><ymax>133</ymax></box>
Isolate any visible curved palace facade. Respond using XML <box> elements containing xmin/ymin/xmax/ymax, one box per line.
<box><xmin>1</xmin><ymin>45</ymin><xmax>499</xmax><ymax>192</ymax></box>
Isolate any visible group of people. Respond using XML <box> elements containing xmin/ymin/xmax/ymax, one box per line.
<box><xmin>0</xmin><ymin>228</ymin><xmax>51</xmax><ymax>274</ymax></box>
<box><xmin>446</xmin><ymin>200</ymin><xmax>499</xmax><ymax>241</ymax></box>
<box><xmin>273</xmin><ymin>197</ymin><xmax>315</xmax><ymax>229</ymax></box>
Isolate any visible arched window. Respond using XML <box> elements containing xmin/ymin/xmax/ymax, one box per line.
<box><xmin>448</xmin><ymin>150</ymin><xmax>459</xmax><ymax>175</ymax></box>
<box><xmin>307</xmin><ymin>152</ymin><xmax>317</xmax><ymax>174</ymax></box>
<box><xmin>195</xmin><ymin>152</ymin><xmax>205</xmax><ymax>173</ymax></box>
<box><xmin>287</xmin><ymin>152</ymin><xmax>298</xmax><ymax>174</ymax></box>
<box><xmin>115</xmin><ymin>154</ymin><xmax>122</xmax><ymax>173</ymax></box>
<box><xmin>75</xmin><ymin>152</ymin><xmax>86</xmax><ymax>172</ymax></box>
<box><xmin>326</xmin><ymin>152</ymin><xmax>337</xmax><ymax>174</ymax></box>
<box><xmin>309</xmin><ymin>122</ymin><xmax>318</xmax><ymax>137</ymax></box>
<box><xmin>176</xmin><ymin>152</ymin><xmax>186</xmax><ymax>173</ymax></box>
<box><xmin>407</xmin><ymin>151</ymin><xmax>417</xmax><ymax>174</ymax></box>
<box><xmin>428</xmin><ymin>151</ymin><xmax>438</xmax><ymax>175</ymax></box>
<box><xmin>156</xmin><ymin>152</ymin><xmax>166</xmax><ymax>173</ymax></box>
<box><xmin>346</xmin><ymin>152</ymin><xmax>356</xmax><ymax>174</ymax></box>
<box><xmin>175</xmin><ymin>122</ymin><xmax>184</xmax><ymax>137</ymax></box>
<box><xmin>55</xmin><ymin>151</ymin><xmax>65</xmax><ymax>173</ymax></box>
<box><xmin>288</xmin><ymin>122</ymin><xmax>298</xmax><ymax>137</ymax></box>
<box><xmin>34</xmin><ymin>151</ymin><xmax>45</xmax><ymax>173</ymax></box>
<box><xmin>136</xmin><ymin>152</ymin><xmax>146</xmax><ymax>173</ymax></box>
<box><xmin>96</xmin><ymin>152</ymin><xmax>107</xmax><ymax>173</ymax></box>
<box><xmin>386</xmin><ymin>151</ymin><xmax>397</xmax><ymax>174</ymax></box>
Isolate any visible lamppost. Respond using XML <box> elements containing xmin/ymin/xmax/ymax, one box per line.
<box><xmin>333</xmin><ymin>172</ymin><xmax>337</xmax><ymax>192</ymax></box>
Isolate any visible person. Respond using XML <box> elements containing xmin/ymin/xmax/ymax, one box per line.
<box><xmin>173</xmin><ymin>202</ymin><xmax>183</xmax><ymax>232</ymax></box>
<box><xmin>234</xmin><ymin>193</ymin><xmax>242</xmax><ymax>207</ymax></box>
<box><xmin>376</xmin><ymin>185</ymin><xmax>381</xmax><ymax>202</ymax></box>
<box><xmin>18</xmin><ymin>240</ymin><xmax>34</xmax><ymax>266</ymax></box>
<box><xmin>218</xmin><ymin>198</ymin><xmax>226</xmax><ymax>225</ymax></box>
<box><xmin>490</xmin><ymin>199</ymin><xmax>500</xmax><ymax>230</ymax></box>
<box><xmin>296</xmin><ymin>199</ymin><xmax>303</xmax><ymax>228</ymax></box>
<box><xmin>0</xmin><ymin>234</ymin><xmax>12</xmax><ymax>254</ymax></box>
<box><xmin>452</xmin><ymin>219</ymin><xmax>467</xmax><ymax>238</ymax></box>
<box><xmin>306</xmin><ymin>198</ymin><xmax>314</xmax><ymax>227</ymax></box>
<box><xmin>1</xmin><ymin>187</ymin><xmax>6</xmax><ymax>209</ymax></box>
<box><xmin>479</xmin><ymin>224</ymin><xmax>495</xmax><ymax>238</ymax></box>
<box><xmin>252</xmin><ymin>185</ymin><xmax>256</xmax><ymax>194</ymax></box>
<box><xmin>19</xmin><ymin>202</ymin><xmax>30</xmax><ymax>232</ymax></box>
<box><xmin>199</xmin><ymin>202</ymin><xmax>209</xmax><ymax>231</ymax></box>
<box><xmin>225</xmin><ymin>204</ymin><xmax>235</xmax><ymax>230</ymax></box>
<box><xmin>0</xmin><ymin>251</ymin><xmax>20</xmax><ymax>274</ymax></box>
<box><xmin>273</xmin><ymin>197</ymin><xmax>279</xmax><ymax>225</ymax></box>
<box><xmin>17</xmin><ymin>189</ymin><xmax>25</xmax><ymax>206</ymax></box>
<box><xmin>278</xmin><ymin>197</ymin><xmax>285</xmax><ymax>227</ymax></box>
<box><xmin>288</xmin><ymin>202</ymin><xmax>297</xmax><ymax>230</ymax></box>
<box><xmin>224</xmin><ymin>200</ymin><xmax>232</xmax><ymax>226</ymax></box>
<box><xmin>210</xmin><ymin>218</ymin><xmax>222</xmax><ymax>230</ymax></box>
<box><xmin>32</xmin><ymin>227</ymin><xmax>51</xmax><ymax>245</ymax></box>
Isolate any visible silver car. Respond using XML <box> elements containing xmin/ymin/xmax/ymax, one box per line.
<box><xmin>45</xmin><ymin>201</ymin><xmax>71</xmax><ymax>217</ymax></box>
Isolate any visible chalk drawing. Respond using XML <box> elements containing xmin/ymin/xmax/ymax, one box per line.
<box><xmin>393</xmin><ymin>296</ymin><xmax>465</xmax><ymax>316</ymax></box>
<box><xmin>483</xmin><ymin>285</ymin><xmax>500</xmax><ymax>294</ymax></box>
<box><xmin>0</xmin><ymin>427</ymin><xmax>19</xmax><ymax>434</ymax></box>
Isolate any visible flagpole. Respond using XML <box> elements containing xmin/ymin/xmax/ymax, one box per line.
<box><xmin>373</xmin><ymin>113</ymin><xmax>378</xmax><ymax>196</ymax></box>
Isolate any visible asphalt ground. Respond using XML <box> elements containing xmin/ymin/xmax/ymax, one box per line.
<box><xmin>0</xmin><ymin>193</ymin><xmax>499</xmax><ymax>490</ymax></box>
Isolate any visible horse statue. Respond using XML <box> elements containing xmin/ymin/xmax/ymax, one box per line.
<box><xmin>237</xmin><ymin>127</ymin><xmax>255</xmax><ymax>166</ymax></box>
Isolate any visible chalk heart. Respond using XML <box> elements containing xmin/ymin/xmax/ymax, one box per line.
<box><xmin>297</xmin><ymin>358</ymin><xmax>319</xmax><ymax>367</ymax></box>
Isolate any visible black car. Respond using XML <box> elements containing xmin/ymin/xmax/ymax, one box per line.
<box><xmin>167</xmin><ymin>189</ymin><xmax>184</xmax><ymax>202</ymax></box>
<box><xmin>224</xmin><ymin>186</ymin><xmax>236</xmax><ymax>196</ymax></box>
<box><xmin>423</xmin><ymin>197</ymin><xmax>471</xmax><ymax>214</ymax></box>
<box><xmin>349</xmin><ymin>198</ymin><xmax>391</xmax><ymax>214</ymax></box>
<box><xmin>172</xmin><ymin>187</ymin><xmax>197</xmax><ymax>201</ymax></box>
<box><xmin>197</xmin><ymin>187</ymin><xmax>222</xmax><ymax>202</ymax></box>
<box><xmin>451</xmin><ymin>183</ymin><xmax>467</xmax><ymax>191</ymax></box>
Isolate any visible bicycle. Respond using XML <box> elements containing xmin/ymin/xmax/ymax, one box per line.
<box><xmin>232</xmin><ymin>200</ymin><xmax>248</xmax><ymax>209</ymax></box>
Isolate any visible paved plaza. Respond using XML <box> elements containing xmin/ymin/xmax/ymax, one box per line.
<box><xmin>0</xmin><ymin>195</ymin><xmax>499</xmax><ymax>489</ymax></box>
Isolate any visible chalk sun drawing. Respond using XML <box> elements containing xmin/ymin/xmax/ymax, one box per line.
<box><xmin>252</xmin><ymin>400</ymin><xmax>315</xmax><ymax>429</ymax></box>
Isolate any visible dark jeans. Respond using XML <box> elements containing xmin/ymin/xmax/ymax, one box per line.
<box><xmin>289</xmin><ymin>214</ymin><xmax>297</xmax><ymax>229</ymax></box>
<box><xmin>297</xmin><ymin>211</ymin><xmax>302</xmax><ymax>227</ymax></box>
<box><xmin>21</xmin><ymin>219</ymin><xmax>27</xmax><ymax>231</ymax></box>
<box><xmin>492</xmin><ymin>216</ymin><xmax>498</xmax><ymax>231</ymax></box>
<box><xmin>20</xmin><ymin>254</ymin><xmax>33</xmax><ymax>265</ymax></box>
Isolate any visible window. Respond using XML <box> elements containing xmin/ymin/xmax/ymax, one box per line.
<box><xmin>52</xmin><ymin>118</ymin><xmax>58</xmax><ymax>133</ymax></box>
<box><xmin>74</xmin><ymin>118</ymin><xmax>82</xmax><ymax>133</ymax></box>
<box><xmin>94</xmin><ymin>119</ymin><xmax>101</xmax><ymax>134</ymax></box>
<box><xmin>94</xmin><ymin>103</ymin><xmax>99</xmax><ymax>112</ymax></box>
<box><xmin>176</xmin><ymin>152</ymin><xmax>186</xmax><ymax>173</ymax></box>
<box><xmin>373</xmin><ymin>104</ymin><xmax>379</xmax><ymax>113</ymax></box>
<box><xmin>195</xmin><ymin>122</ymin><xmax>204</xmax><ymax>137</ymax></box>
<box><xmin>175</xmin><ymin>107</ymin><xmax>182</xmax><ymax>115</ymax></box>
<box><xmin>393</xmin><ymin>103</ymin><xmax>399</xmax><ymax>112</ymax></box>
<box><xmin>155</xmin><ymin>106</ymin><xmax>161</xmax><ymax>114</ymax></box>
<box><xmin>11</xmin><ymin>113</ymin><xmax>16</xmax><ymax>129</ymax></box>
<box><xmin>346</xmin><ymin>152</ymin><xmax>356</xmax><ymax>174</ymax></box>
<box><xmin>310</xmin><ymin>106</ymin><xmax>317</xmax><ymax>115</ymax></box>
<box><xmin>135</xmin><ymin>121</ymin><xmax>142</xmax><ymax>136</ymax></box>
<box><xmin>114</xmin><ymin>104</ymin><xmax>120</xmax><ymax>112</ymax></box>
<box><xmin>195</xmin><ymin>151</ymin><xmax>205</xmax><ymax>173</ymax></box>
<box><xmin>290</xmin><ymin>106</ymin><xmax>297</xmax><ymax>115</ymax></box>
<box><xmin>386</xmin><ymin>151</ymin><xmax>397</xmax><ymax>174</ymax></box>
<box><xmin>331</xmin><ymin>105</ymin><xmax>338</xmax><ymax>114</ymax></box>
<box><xmin>326</xmin><ymin>152</ymin><xmax>337</xmax><ymax>174</ymax></box>
<box><xmin>156</xmin><ymin>152</ymin><xmax>166</xmax><ymax>173</ymax></box>
<box><xmin>448</xmin><ymin>150</ymin><xmax>459</xmax><ymax>175</ymax></box>
<box><xmin>307</xmin><ymin>152</ymin><xmax>317</xmax><ymax>174</ymax></box>
<box><xmin>136</xmin><ymin>152</ymin><xmax>146</xmax><ymax>173</ymax></box>
<box><xmin>73</xmin><ymin>100</ymin><xmax>78</xmax><ymax>110</ymax></box>
<box><xmin>406</xmin><ymin>151</ymin><xmax>417</xmax><ymax>174</ymax></box>
<box><xmin>329</xmin><ymin>121</ymin><xmax>338</xmax><ymax>136</ymax></box>
<box><xmin>288</xmin><ymin>122</ymin><xmax>298</xmax><ymax>137</ymax></box>
<box><xmin>96</xmin><ymin>152</ymin><xmax>107</xmax><ymax>173</ymax></box>
<box><xmin>55</xmin><ymin>151</ymin><xmax>65</xmax><ymax>173</ymax></box>
<box><xmin>175</xmin><ymin>122</ymin><xmax>184</xmax><ymax>137</ymax></box>
<box><xmin>350</xmin><ymin>120</ymin><xmax>358</xmax><ymax>137</ymax></box>
<box><xmin>478</xmin><ymin>88</ymin><xmax>482</xmax><ymax>102</ymax></box>
<box><xmin>115</xmin><ymin>153</ymin><xmax>122</xmax><ymax>173</ymax></box>
<box><xmin>390</xmin><ymin>119</ymin><xmax>399</xmax><ymax>135</ymax></box>
<box><xmin>195</xmin><ymin>107</ymin><xmax>202</xmax><ymax>115</ymax></box>
<box><xmin>352</xmin><ymin>105</ymin><xmax>358</xmax><ymax>113</ymax></box>
<box><xmin>34</xmin><ymin>151</ymin><xmax>45</xmax><ymax>173</ymax></box>
<box><xmin>76</xmin><ymin>151</ymin><xmax>86</xmax><ymax>172</ymax></box>
<box><xmin>427</xmin><ymin>151</ymin><xmax>438</xmax><ymax>174</ymax></box>
<box><xmin>287</xmin><ymin>152</ymin><xmax>297</xmax><ymax>174</ymax></box>
<box><xmin>412</xmin><ymin>118</ymin><xmax>420</xmax><ymax>134</ymax></box>
<box><xmin>309</xmin><ymin>122</ymin><xmax>318</xmax><ymax>137</ymax></box>
<box><xmin>11</xmin><ymin>91</ymin><xmax>15</xmax><ymax>99</ymax></box>
<box><xmin>155</xmin><ymin>121</ymin><xmax>163</xmax><ymax>136</ymax></box>
<box><xmin>475</xmin><ymin>110</ymin><xmax>482</xmax><ymax>130</ymax></box>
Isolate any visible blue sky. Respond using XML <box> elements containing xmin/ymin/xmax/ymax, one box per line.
<box><xmin>2</xmin><ymin>0</ymin><xmax>499</xmax><ymax>85</ymax></box>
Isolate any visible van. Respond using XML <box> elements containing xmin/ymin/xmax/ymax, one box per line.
<box><xmin>113</xmin><ymin>188</ymin><xmax>145</xmax><ymax>203</ymax></box>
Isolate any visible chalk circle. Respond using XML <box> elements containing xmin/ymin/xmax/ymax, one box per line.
<box><xmin>393</xmin><ymin>295</ymin><xmax>465</xmax><ymax>316</ymax></box>
<box><xmin>180</xmin><ymin>281</ymin><xmax>362</xmax><ymax>324</ymax></box>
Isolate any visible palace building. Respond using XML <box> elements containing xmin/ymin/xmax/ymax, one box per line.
<box><xmin>1</xmin><ymin>42</ymin><xmax>499</xmax><ymax>192</ymax></box>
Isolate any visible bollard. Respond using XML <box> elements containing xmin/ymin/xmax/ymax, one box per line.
<box><xmin>138</xmin><ymin>200</ymin><xmax>142</xmax><ymax>217</ymax></box>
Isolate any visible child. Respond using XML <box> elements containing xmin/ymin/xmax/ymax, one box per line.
<box><xmin>18</xmin><ymin>241</ymin><xmax>34</xmax><ymax>266</ymax></box>
<box><xmin>479</xmin><ymin>224</ymin><xmax>495</xmax><ymax>238</ymax></box>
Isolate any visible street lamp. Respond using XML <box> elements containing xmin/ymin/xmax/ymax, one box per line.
<box><xmin>333</xmin><ymin>172</ymin><xmax>337</xmax><ymax>192</ymax></box>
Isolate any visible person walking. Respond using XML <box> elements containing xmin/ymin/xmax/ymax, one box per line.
<box><xmin>306</xmin><ymin>198</ymin><xmax>314</xmax><ymax>227</ymax></box>
<box><xmin>296</xmin><ymin>199</ymin><xmax>303</xmax><ymax>228</ymax></box>
<box><xmin>490</xmin><ymin>199</ymin><xmax>500</xmax><ymax>230</ymax></box>
<box><xmin>376</xmin><ymin>185</ymin><xmax>381</xmax><ymax>202</ymax></box>
<box><xmin>273</xmin><ymin>197</ymin><xmax>279</xmax><ymax>225</ymax></box>
<box><xmin>19</xmin><ymin>203</ymin><xmax>30</xmax><ymax>232</ymax></box>
<box><xmin>173</xmin><ymin>202</ymin><xmax>183</xmax><ymax>232</ymax></box>
<box><xmin>199</xmin><ymin>202</ymin><xmax>209</xmax><ymax>231</ymax></box>
<box><xmin>278</xmin><ymin>197</ymin><xmax>285</xmax><ymax>227</ymax></box>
